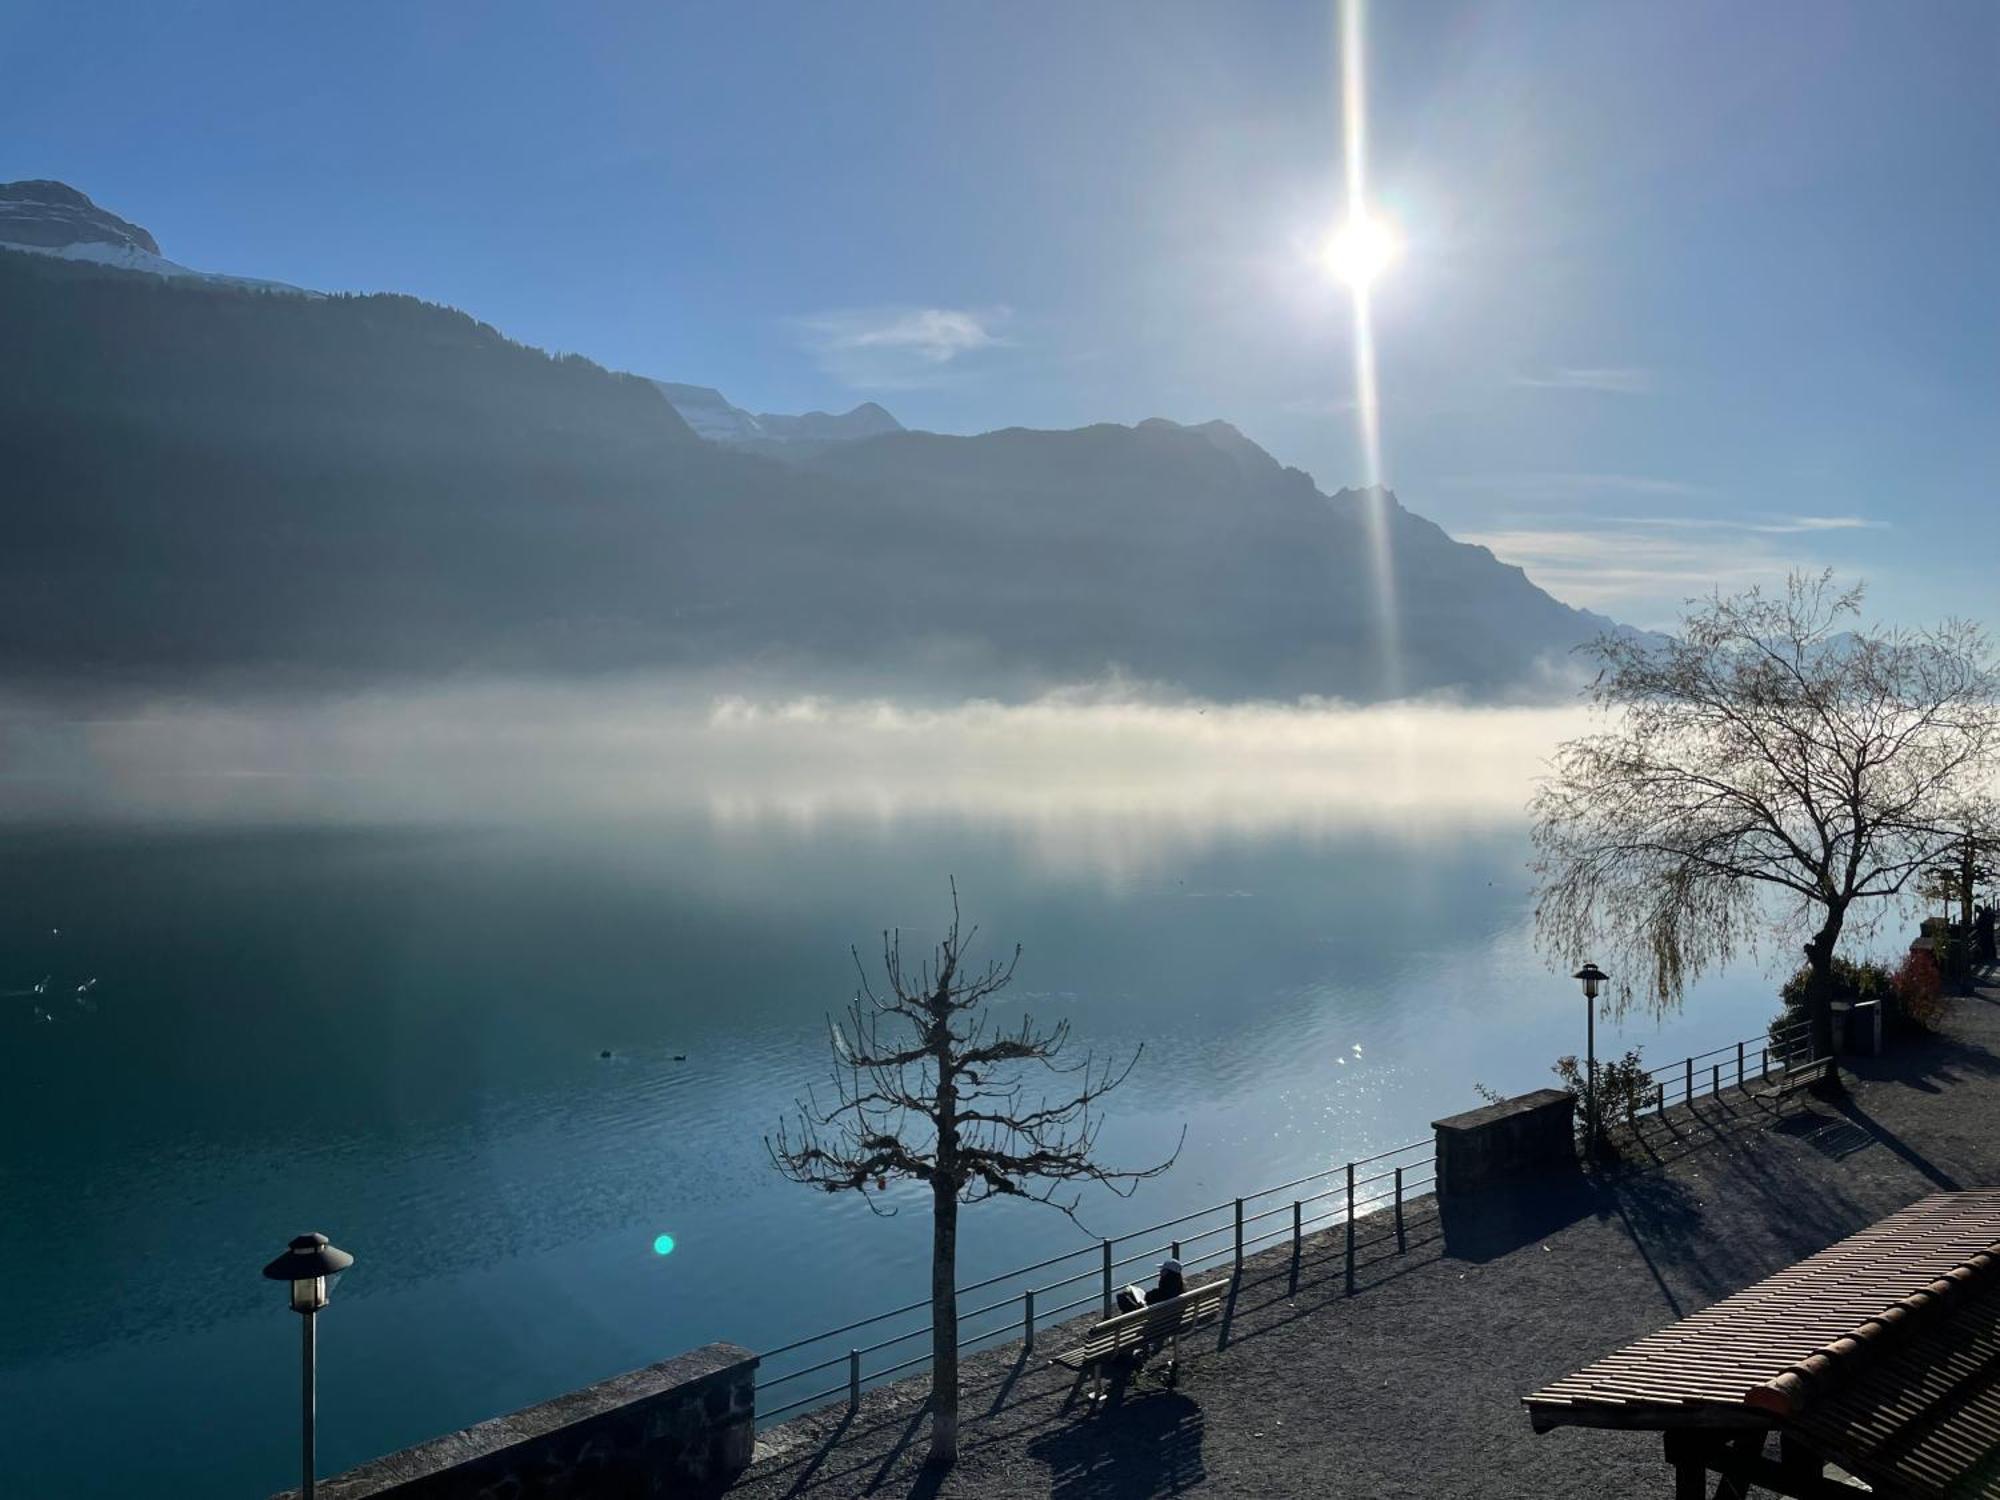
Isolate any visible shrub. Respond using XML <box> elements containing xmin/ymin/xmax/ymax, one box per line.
<box><xmin>1553</xmin><ymin>1046</ymin><xmax>1654</xmax><ymax>1139</ymax></box>
<box><xmin>1770</xmin><ymin>956</ymin><xmax>1892</xmax><ymax>1045</ymax></box>
<box><xmin>1891</xmin><ymin>948</ymin><xmax>1951</xmax><ymax>1031</ymax></box>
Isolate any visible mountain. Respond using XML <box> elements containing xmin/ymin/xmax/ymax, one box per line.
<box><xmin>0</xmin><ymin>179</ymin><xmax>305</xmax><ymax>293</ymax></box>
<box><xmin>0</xmin><ymin>185</ymin><xmax>1615</xmax><ymax>702</ymax></box>
<box><xmin>651</xmin><ymin>380</ymin><xmax>903</xmax><ymax>455</ymax></box>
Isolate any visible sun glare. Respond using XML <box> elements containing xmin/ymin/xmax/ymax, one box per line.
<box><xmin>1325</xmin><ymin>213</ymin><xmax>1399</xmax><ymax>290</ymax></box>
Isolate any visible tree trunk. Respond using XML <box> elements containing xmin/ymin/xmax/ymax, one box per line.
<box><xmin>928</xmin><ymin>1022</ymin><xmax>959</xmax><ymax>1467</ymax></box>
<box><xmin>1803</xmin><ymin>905</ymin><xmax>1847</xmax><ymax>1071</ymax></box>
<box><xmin>1961</xmin><ymin>838</ymin><xmax>1977</xmax><ymax>935</ymax></box>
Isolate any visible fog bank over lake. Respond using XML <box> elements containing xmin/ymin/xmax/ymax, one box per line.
<box><xmin>1</xmin><ymin>682</ymin><xmax>1591</xmax><ymax>871</ymax></box>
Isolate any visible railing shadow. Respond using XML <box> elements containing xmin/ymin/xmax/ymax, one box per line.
<box><xmin>1024</xmin><ymin>1390</ymin><xmax>1207</xmax><ymax>1499</ymax></box>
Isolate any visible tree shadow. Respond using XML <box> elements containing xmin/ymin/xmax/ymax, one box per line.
<box><xmin>1600</xmin><ymin>1175</ymin><xmax>1704</xmax><ymax>1318</ymax></box>
<box><xmin>1830</xmin><ymin>1093</ymin><xmax>1963</xmax><ymax>1192</ymax></box>
<box><xmin>1024</xmin><ymin>1389</ymin><xmax>1206</xmax><ymax>1499</ymax></box>
<box><xmin>1841</xmin><ymin>1028</ymin><xmax>2000</xmax><ymax>1096</ymax></box>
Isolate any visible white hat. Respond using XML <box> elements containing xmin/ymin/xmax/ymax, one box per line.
<box><xmin>1161</xmin><ymin>1257</ymin><xmax>1182</xmax><ymax>1275</ymax></box>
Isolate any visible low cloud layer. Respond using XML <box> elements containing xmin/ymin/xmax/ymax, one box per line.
<box><xmin>0</xmin><ymin>683</ymin><xmax>1589</xmax><ymax>876</ymax></box>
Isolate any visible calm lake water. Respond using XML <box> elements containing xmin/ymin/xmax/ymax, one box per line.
<box><xmin>0</xmin><ymin>701</ymin><xmax>1790</xmax><ymax>1497</ymax></box>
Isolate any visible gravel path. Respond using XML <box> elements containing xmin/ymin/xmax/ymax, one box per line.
<box><xmin>730</xmin><ymin>975</ymin><xmax>2000</xmax><ymax>1499</ymax></box>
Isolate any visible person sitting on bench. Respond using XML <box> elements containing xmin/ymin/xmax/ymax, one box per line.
<box><xmin>1145</xmin><ymin>1258</ymin><xmax>1186</xmax><ymax>1306</ymax></box>
<box><xmin>1115</xmin><ymin>1257</ymin><xmax>1186</xmax><ymax>1314</ymax></box>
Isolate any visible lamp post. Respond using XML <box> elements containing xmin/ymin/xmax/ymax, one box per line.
<box><xmin>262</xmin><ymin>1232</ymin><xmax>354</xmax><ymax>1500</ymax></box>
<box><xmin>1573</xmin><ymin>963</ymin><xmax>1608</xmax><ymax>1152</ymax></box>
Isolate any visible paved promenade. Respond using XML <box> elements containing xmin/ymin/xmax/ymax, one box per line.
<box><xmin>730</xmin><ymin>974</ymin><xmax>2000</xmax><ymax>1499</ymax></box>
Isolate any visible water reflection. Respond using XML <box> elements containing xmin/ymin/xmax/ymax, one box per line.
<box><xmin>0</xmin><ymin>692</ymin><xmax>1785</xmax><ymax>1497</ymax></box>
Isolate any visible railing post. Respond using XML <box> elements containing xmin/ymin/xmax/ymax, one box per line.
<box><xmin>1344</xmin><ymin>1161</ymin><xmax>1356</xmax><ymax>1296</ymax></box>
<box><xmin>1684</xmin><ymin>1056</ymin><xmax>1693</xmax><ymax>1103</ymax></box>
<box><xmin>1292</xmin><ymin>1199</ymin><xmax>1302</xmax><ymax>1256</ymax></box>
<box><xmin>1761</xmin><ymin>1044</ymin><xmax>1768</xmax><ymax>1080</ymax></box>
<box><xmin>1394</xmin><ymin>1166</ymin><xmax>1406</xmax><ymax>1253</ymax></box>
<box><xmin>1233</xmin><ymin>1198</ymin><xmax>1244</xmax><ymax>1273</ymax></box>
<box><xmin>1656</xmin><ymin>1081</ymin><xmax>1666</xmax><ymax>1115</ymax></box>
<box><xmin>849</xmin><ymin>1348</ymin><xmax>860</xmax><ymax>1410</ymax></box>
<box><xmin>1170</xmin><ymin>1239</ymin><xmax>1180</xmax><ymax>1261</ymax></box>
<box><xmin>1101</xmin><ymin>1239</ymin><xmax>1113</xmax><ymax>1317</ymax></box>
<box><xmin>1711</xmin><ymin>1063</ymin><xmax>1720</xmax><ymax>1097</ymax></box>
<box><xmin>1737</xmin><ymin>1041</ymin><xmax>1746</xmax><ymax>1089</ymax></box>
<box><xmin>1023</xmin><ymin>1288</ymin><xmax>1036</xmax><ymax>1351</ymax></box>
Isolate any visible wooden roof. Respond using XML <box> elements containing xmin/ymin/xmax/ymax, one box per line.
<box><xmin>1525</xmin><ymin>1191</ymin><xmax>2000</xmax><ymax>1498</ymax></box>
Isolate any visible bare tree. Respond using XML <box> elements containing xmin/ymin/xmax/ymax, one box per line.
<box><xmin>1938</xmin><ymin>817</ymin><xmax>2000</xmax><ymax>933</ymax></box>
<box><xmin>1532</xmin><ymin>573</ymin><xmax>1997</xmax><ymax>1065</ymax></box>
<box><xmin>767</xmin><ymin>883</ymin><xmax>1179</xmax><ymax>1466</ymax></box>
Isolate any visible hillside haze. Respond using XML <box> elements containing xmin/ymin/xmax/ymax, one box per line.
<box><xmin>0</xmin><ymin>183</ymin><xmax>1611</xmax><ymax>702</ymax></box>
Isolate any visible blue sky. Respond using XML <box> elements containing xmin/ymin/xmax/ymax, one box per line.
<box><xmin>4</xmin><ymin>0</ymin><xmax>1996</xmax><ymax>630</ymax></box>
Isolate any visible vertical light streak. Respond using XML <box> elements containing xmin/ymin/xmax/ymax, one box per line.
<box><xmin>1339</xmin><ymin>0</ymin><xmax>1401</xmax><ymax>697</ymax></box>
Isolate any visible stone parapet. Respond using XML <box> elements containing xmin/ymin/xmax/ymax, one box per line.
<box><xmin>273</xmin><ymin>1342</ymin><xmax>757</xmax><ymax>1500</ymax></box>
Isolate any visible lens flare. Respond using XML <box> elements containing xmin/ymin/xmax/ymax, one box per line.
<box><xmin>652</xmin><ymin>1233</ymin><xmax>676</xmax><ymax>1256</ymax></box>
<box><xmin>1338</xmin><ymin>0</ymin><xmax>1401</xmax><ymax>696</ymax></box>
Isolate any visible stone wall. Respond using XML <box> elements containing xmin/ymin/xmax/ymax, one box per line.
<box><xmin>275</xmin><ymin>1342</ymin><xmax>757</xmax><ymax>1500</ymax></box>
<box><xmin>1432</xmin><ymin>1088</ymin><xmax>1576</xmax><ymax>1197</ymax></box>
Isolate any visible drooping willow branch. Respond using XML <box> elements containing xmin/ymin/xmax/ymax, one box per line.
<box><xmin>1532</xmin><ymin>571</ymin><xmax>1998</xmax><ymax>1019</ymax></box>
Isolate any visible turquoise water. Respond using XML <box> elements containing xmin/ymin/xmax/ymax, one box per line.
<box><xmin>0</xmin><ymin>808</ymin><xmax>1784</xmax><ymax>1497</ymax></box>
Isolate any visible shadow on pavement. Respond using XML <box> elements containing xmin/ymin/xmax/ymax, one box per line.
<box><xmin>1439</xmin><ymin>1171</ymin><xmax>1593</xmax><ymax>1262</ymax></box>
<box><xmin>1025</xmin><ymin>1390</ymin><xmax>1206</xmax><ymax>1499</ymax></box>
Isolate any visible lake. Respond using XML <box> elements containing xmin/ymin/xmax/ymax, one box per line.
<box><xmin>0</xmin><ymin>692</ymin><xmax>1794</xmax><ymax>1496</ymax></box>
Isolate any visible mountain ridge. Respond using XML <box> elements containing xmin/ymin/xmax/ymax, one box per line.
<box><xmin>0</xmin><ymin>183</ymin><xmax>1621</xmax><ymax>703</ymax></box>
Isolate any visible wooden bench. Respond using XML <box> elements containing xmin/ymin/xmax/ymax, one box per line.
<box><xmin>1753</xmin><ymin>1056</ymin><xmax>1833</xmax><ymax>1107</ymax></box>
<box><xmin>1050</xmin><ymin>1280</ymin><xmax>1227</xmax><ymax>1406</ymax></box>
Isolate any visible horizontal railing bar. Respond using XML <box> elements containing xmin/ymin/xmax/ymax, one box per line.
<box><xmin>874</xmin><ymin>1351</ymin><xmax>931</xmax><ymax>1379</ymax></box>
<box><xmin>853</xmin><ymin>1324</ymin><xmax>931</xmax><ymax>1358</ymax></box>
<box><xmin>1039</xmin><ymin>1290</ymin><xmax>1099</xmax><ymax>1320</ymax></box>
<box><xmin>958</xmin><ymin>1290</ymin><xmax>1028</xmax><ymax>1324</ymax></box>
<box><xmin>756</xmin><ymin>1350</ymin><xmax>852</xmax><ymax>1387</ymax></box>
<box><xmin>1111</xmin><ymin>1243</ymin><xmax>1178</xmax><ymax>1275</ymax></box>
<box><xmin>757</xmin><ymin>1292</ymin><xmax>934</xmax><ymax>1358</ymax></box>
<box><xmin>1347</xmin><ymin>1138</ymin><xmax>1434</xmax><ymax>1167</ymax></box>
<box><xmin>957</xmin><ymin>1240</ymin><xmax>1101</xmax><ymax>1295</ymax></box>
<box><xmin>1023</xmin><ymin>1263</ymin><xmax>1100</xmax><ymax>1296</ymax></box>
<box><xmin>761</xmin><ymin>1380</ymin><xmax>850</xmax><ymax>1419</ymax></box>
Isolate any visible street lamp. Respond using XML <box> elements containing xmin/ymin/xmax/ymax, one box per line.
<box><xmin>262</xmin><ymin>1232</ymin><xmax>354</xmax><ymax>1500</ymax></box>
<box><xmin>1573</xmin><ymin>963</ymin><xmax>1608</xmax><ymax>1152</ymax></box>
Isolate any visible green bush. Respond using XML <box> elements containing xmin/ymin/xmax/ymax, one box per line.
<box><xmin>1552</xmin><ymin>1046</ymin><xmax>1654</xmax><ymax>1140</ymax></box>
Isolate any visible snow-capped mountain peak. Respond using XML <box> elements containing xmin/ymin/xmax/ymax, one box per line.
<box><xmin>649</xmin><ymin>380</ymin><xmax>903</xmax><ymax>449</ymax></box>
<box><xmin>0</xmin><ymin>179</ymin><xmax>308</xmax><ymax>294</ymax></box>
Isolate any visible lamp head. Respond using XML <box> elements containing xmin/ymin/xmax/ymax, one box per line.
<box><xmin>1572</xmin><ymin>962</ymin><xmax>1608</xmax><ymax>1000</ymax></box>
<box><xmin>262</xmin><ymin>1232</ymin><xmax>354</xmax><ymax>1314</ymax></box>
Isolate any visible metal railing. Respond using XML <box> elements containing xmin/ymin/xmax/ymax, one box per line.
<box><xmin>755</xmin><ymin>1015</ymin><xmax>1826</xmax><ymax>1424</ymax></box>
<box><xmin>1611</xmin><ymin>1017</ymin><xmax>1819</xmax><ymax>1123</ymax></box>
<box><xmin>754</xmin><ymin>1136</ymin><xmax>1434</xmax><ymax>1421</ymax></box>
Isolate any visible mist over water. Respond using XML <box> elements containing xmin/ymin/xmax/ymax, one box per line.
<box><xmin>0</xmin><ymin>685</ymin><xmax>1787</xmax><ymax>1497</ymax></box>
<box><xmin>0</xmin><ymin>680</ymin><xmax>1588</xmax><ymax>850</ymax></box>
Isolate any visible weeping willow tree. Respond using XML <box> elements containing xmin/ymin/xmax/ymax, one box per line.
<box><xmin>768</xmin><ymin>884</ymin><xmax>1179</xmax><ymax>1467</ymax></box>
<box><xmin>1533</xmin><ymin>573</ymin><xmax>1997</xmax><ymax>1064</ymax></box>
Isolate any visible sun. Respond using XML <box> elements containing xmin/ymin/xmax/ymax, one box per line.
<box><xmin>1324</xmin><ymin>213</ymin><xmax>1400</xmax><ymax>290</ymax></box>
